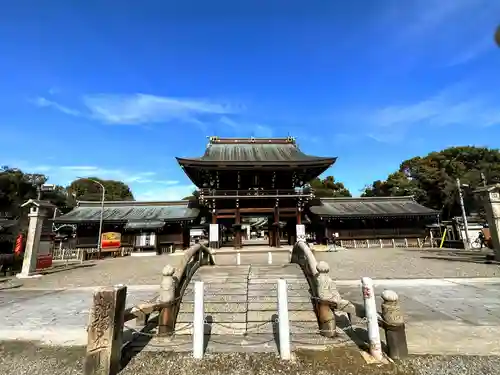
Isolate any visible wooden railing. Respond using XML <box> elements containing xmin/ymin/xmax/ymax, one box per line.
<box><xmin>199</xmin><ymin>188</ymin><xmax>313</xmax><ymax>199</ymax></box>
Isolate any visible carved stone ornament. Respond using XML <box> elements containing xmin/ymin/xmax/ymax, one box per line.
<box><xmin>316</xmin><ymin>261</ymin><xmax>341</xmax><ymax>304</ymax></box>
<box><xmin>88</xmin><ymin>292</ymin><xmax>113</xmax><ymax>352</ymax></box>
<box><xmin>160</xmin><ymin>265</ymin><xmax>177</xmax><ymax>303</ymax></box>
<box><xmin>381</xmin><ymin>289</ymin><xmax>404</xmax><ymax>325</ymax></box>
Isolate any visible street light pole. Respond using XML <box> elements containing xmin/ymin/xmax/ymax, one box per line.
<box><xmin>456</xmin><ymin>178</ymin><xmax>471</xmax><ymax>250</ymax></box>
<box><xmin>77</xmin><ymin>177</ymin><xmax>106</xmax><ymax>259</ymax></box>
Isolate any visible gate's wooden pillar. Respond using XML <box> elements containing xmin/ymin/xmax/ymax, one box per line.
<box><xmin>274</xmin><ymin>202</ymin><xmax>280</xmax><ymax>248</ymax></box>
<box><xmin>234</xmin><ymin>205</ymin><xmax>242</xmax><ymax>249</ymax></box>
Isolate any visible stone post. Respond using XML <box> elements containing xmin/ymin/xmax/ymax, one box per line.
<box><xmin>84</xmin><ymin>285</ymin><xmax>127</xmax><ymax>375</ymax></box>
<box><xmin>475</xmin><ymin>185</ymin><xmax>500</xmax><ymax>261</ymax></box>
<box><xmin>381</xmin><ymin>290</ymin><xmax>408</xmax><ymax>360</ymax></box>
<box><xmin>316</xmin><ymin>261</ymin><xmax>340</xmax><ymax>337</ymax></box>
<box><xmin>17</xmin><ymin>200</ymin><xmax>54</xmax><ymax>279</ymax></box>
<box><xmin>158</xmin><ymin>264</ymin><xmax>177</xmax><ymax>335</ymax></box>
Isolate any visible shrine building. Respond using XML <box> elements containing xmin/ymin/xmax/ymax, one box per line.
<box><xmin>53</xmin><ymin>137</ymin><xmax>439</xmax><ymax>254</ymax></box>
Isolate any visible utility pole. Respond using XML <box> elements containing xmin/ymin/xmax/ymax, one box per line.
<box><xmin>456</xmin><ymin>178</ymin><xmax>471</xmax><ymax>250</ymax></box>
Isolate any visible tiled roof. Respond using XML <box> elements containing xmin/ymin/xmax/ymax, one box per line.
<box><xmin>311</xmin><ymin>196</ymin><xmax>439</xmax><ymax>219</ymax></box>
<box><xmin>54</xmin><ymin>201</ymin><xmax>199</xmax><ymax>223</ymax></box>
<box><xmin>177</xmin><ymin>137</ymin><xmax>336</xmax><ymax>165</ymax></box>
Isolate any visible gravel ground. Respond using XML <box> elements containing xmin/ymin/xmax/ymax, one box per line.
<box><xmin>16</xmin><ymin>248</ymin><xmax>500</xmax><ymax>289</ymax></box>
<box><xmin>1</xmin><ymin>341</ymin><xmax>500</xmax><ymax>375</ymax></box>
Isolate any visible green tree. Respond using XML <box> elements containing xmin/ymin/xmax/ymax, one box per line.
<box><xmin>0</xmin><ymin>166</ymin><xmax>74</xmax><ymax>217</ymax></box>
<box><xmin>362</xmin><ymin>146</ymin><xmax>500</xmax><ymax>219</ymax></box>
<box><xmin>182</xmin><ymin>190</ymin><xmax>199</xmax><ymax>201</ymax></box>
<box><xmin>309</xmin><ymin>176</ymin><xmax>352</xmax><ymax>198</ymax></box>
<box><xmin>67</xmin><ymin>178</ymin><xmax>134</xmax><ymax>201</ymax></box>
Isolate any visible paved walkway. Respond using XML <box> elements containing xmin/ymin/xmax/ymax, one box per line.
<box><xmin>164</xmin><ymin>264</ymin><xmax>352</xmax><ymax>353</ymax></box>
<box><xmin>14</xmin><ymin>247</ymin><xmax>500</xmax><ymax>289</ymax></box>
<box><xmin>1</xmin><ymin>271</ymin><xmax>500</xmax><ymax>355</ymax></box>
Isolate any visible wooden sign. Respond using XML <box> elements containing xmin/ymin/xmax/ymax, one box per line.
<box><xmin>101</xmin><ymin>232</ymin><xmax>121</xmax><ymax>249</ymax></box>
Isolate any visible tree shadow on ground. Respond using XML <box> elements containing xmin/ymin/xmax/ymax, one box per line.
<box><xmin>420</xmin><ymin>254</ymin><xmax>498</xmax><ymax>265</ymax></box>
<box><xmin>402</xmin><ymin>248</ymin><xmax>498</xmax><ymax>265</ymax></box>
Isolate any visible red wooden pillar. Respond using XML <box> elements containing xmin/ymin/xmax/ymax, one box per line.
<box><xmin>234</xmin><ymin>207</ymin><xmax>241</xmax><ymax>249</ymax></box>
<box><xmin>274</xmin><ymin>204</ymin><xmax>280</xmax><ymax>248</ymax></box>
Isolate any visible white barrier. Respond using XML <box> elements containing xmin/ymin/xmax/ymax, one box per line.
<box><xmin>193</xmin><ymin>281</ymin><xmax>205</xmax><ymax>359</ymax></box>
<box><xmin>277</xmin><ymin>279</ymin><xmax>291</xmax><ymax>360</ymax></box>
<box><xmin>361</xmin><ymin>277</ymin><xmax>383</xmax><ymax>360</ymax></box>
<box><xmin>236</xmin><ymin>252</ymin><xmax>241</xmax><ymax>265</ymax></box>
<box><xmin>268</xmin><ymin>252</ymin><xmax>273</xmax><ymax>265</ymax></box>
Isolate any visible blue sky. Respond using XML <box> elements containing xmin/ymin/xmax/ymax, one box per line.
<box><xmin>1</xmin><ymin>0</ymin><xmax>499</xmax><ymax>200</ymax></box>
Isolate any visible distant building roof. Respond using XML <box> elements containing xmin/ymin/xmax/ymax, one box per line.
<box><xmin>54</xmin><ymin>200</ymin><xmax>199</xmax><ymax>224</ymax></box>
<box><xmin>311</xmin><ymin>196</ymin><xmax>439</xmax><ymax>219</ymax></box>
<box><xmin>176</xmin><ymin>137</ymin><xmax>336</xmax><ymax>166</ymax></box>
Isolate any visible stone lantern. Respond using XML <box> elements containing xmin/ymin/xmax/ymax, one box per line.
<box><xmin>16</xmin><ymin>199</ymin><xmax>55</xmax><ymax>278</ymax></box>
<box><xmin>474</xmin><ymin>184</ymin><xmax>500</xmax><ymax>261</ymax></box>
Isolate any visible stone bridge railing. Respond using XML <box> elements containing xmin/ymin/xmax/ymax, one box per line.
<box><xmin>290</xmin><ymin>240</ymin><xmax>355</xmax><ymax>337</ymax></box>
<box><xmin>159</xmin><ymin>242</ymin><xmax>215</xmax><ymax>334</ymax></box>
<box><xmin>83</xmin><ymin>242</ymin><xmax>215</xmax><ymax>375</ymax></box>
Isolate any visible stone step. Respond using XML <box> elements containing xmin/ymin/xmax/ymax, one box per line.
<box><xmin>181</xmin><ymin>294</ymin><xmax>248</xmax><ymax>303</ymax></box>
<box><xmin>179</xmin><ymin>302</ymin><xmax>247</xmax><ymax>313</ymax></box>
<box><xmin>138</xmin><ymin>331</ymin><xmax>354</xmax><ymax>353</ymax></box>
<box><xmin>247</xmin><ymin>302</ymin><xmax>313</xmax><ymax>311</ymax></box>
<box><xmin>183</xmin><ymin>287</ymin><xmax>247</xmax><ymax>296</ymax></box>
<box><xmin>176</xmin><ymin>312</ymin><xmax>247</xmax><ymax>323</ymax></box>
<box><xmin>190</xmin><ymin>278</ymin><xmax>249</xmax><ymax>284</ymax></box>
<box><xmin>248</xmin><ymin>278</ymin><xmax>308</xmax><ymax>284</ymax></box>
<box><xmin>247</xmin><ymin>295</ymin><xmax>311</xmax><ymax>303</ymax></box>
<box><xmin>247</xmin><ymin>310</ymin><xmax>317</xmax><ymax>323</ymax></box>
<box><xmin>247</xmin><ymin>289</ymin><xmax>310</xmax><ymax>297</ymax></box>
<box><xmin>185</xmin><ymin>282</ymin><xmax>248</xmax><ymax>289</ymax></box>
<box><xmin>247</xmin><ymin>283</ymin><xmax>309</xmax><ymax>291</ymax></box>
<box><xmin>172</xmin><ymin>321</ymin><xmax>321</xmax><ymax>335</ymax></box>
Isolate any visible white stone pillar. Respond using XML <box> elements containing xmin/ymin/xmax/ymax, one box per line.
<box><xmin>209</xmin><ymin>223</ymin><xmax>219</xmax><ymax>249</ymax></box>
<box><xmin>296</xmin><ymin>224</ymin><xmax>306</xmax><ymax>242</ymax></box>
<box><xmin>17</xmin><ymin>206</ymin><xmax>46</xmax><ymax>278</ymax></box>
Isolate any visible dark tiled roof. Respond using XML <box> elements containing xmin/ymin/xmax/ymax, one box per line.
<box><xmin>177</xmin><ymin>137</ymin><xmax>336</xmax><ymax>165</ymax></box>
<box><xmin>124</xmin><ymin>220</ymin><xmax>166</xmax><ymax>230</ymax></box>
<box><xmin>0</xmin><ymin>219</ymin><xmax>17</xmax><ymax>232</ymax></box>
<box><xmin>54</xmin><ymin>201</ymin><xmax>199</xmax><ymax>223</ymax></box>
<box><xmin>311</xmin><ymin>196</ymin><xmax>439</xmax><ymax>219</ymax></box>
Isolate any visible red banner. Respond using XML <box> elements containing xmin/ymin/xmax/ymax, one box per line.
<box><xmin>14</xmin><ymin>233</ymin><xmax>24</xmax><ymax>255</ymax></box>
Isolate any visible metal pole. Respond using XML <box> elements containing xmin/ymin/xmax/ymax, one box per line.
<box><xmin>193</xmin><ymin>281</ymin><xmax>205</xmax><ymax>359</ymax></box>
<box><xmin>97</xmin><ymin>184</ymin><xmax>106</xmax><ymax>259</ymax></box>
<box><xmin>456</xmin><ymin>178</ymin><xmax>471</xmax><ymax>250</ymax></box>
<box><xmin>77</xmin><ymin>177</ymin><xmax>106</xmax><ymax>259</ymax></box>
<box><xmin>361</xmin><ymin>277</ymin><xmax>383</xmax><ymax>361</ymax></box>
<box><xmin>277</xmin><ymin>279</ymin><xmax>291</xmax><ymax>360</ymax></box>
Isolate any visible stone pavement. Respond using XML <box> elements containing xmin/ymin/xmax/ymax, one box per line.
<box><xmin>1</xmin><ymin>272</ymin><xmax>500</xmax><ymax>355</ymax></box>
<box><xmin>162</xmin><ymin>264</ymin><xmax>352</xmax><ymax>353</ymax></box>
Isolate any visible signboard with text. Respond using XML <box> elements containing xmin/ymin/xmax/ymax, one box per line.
<box><xmin>101</xmin><ymin>232</ymin><xmax>122</xmax><ymax>249</ymax></box>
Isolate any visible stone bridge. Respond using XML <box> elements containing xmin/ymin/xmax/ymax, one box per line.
<box><xmin>140</xmin><ymin>244</ymin><xmax>355</xmax><ymax>353</ymax></box>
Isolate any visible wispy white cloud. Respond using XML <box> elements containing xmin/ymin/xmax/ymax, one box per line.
<box><xmin>82</xmin><ymin>94</ymin><xmax>241</xmax><ymax>125</ymax></box>
<box><xmin>349</xmin><ymin>84</ymin><xmax>500</xmax><ymax>143</ymax></box>
<box><xmin>33</xmin><ymin>97</ymin><xmax>81</xmax><ymax>117</ymax></box>
<box><xmin>379</xmin><ymin>0</ymin><xmax>498</xmax><ymax>67</ymax></box>
<box><xmin>32</xmin><ymin>94</ymin><xmax>243</xmax><ymax>127</ymax></box>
